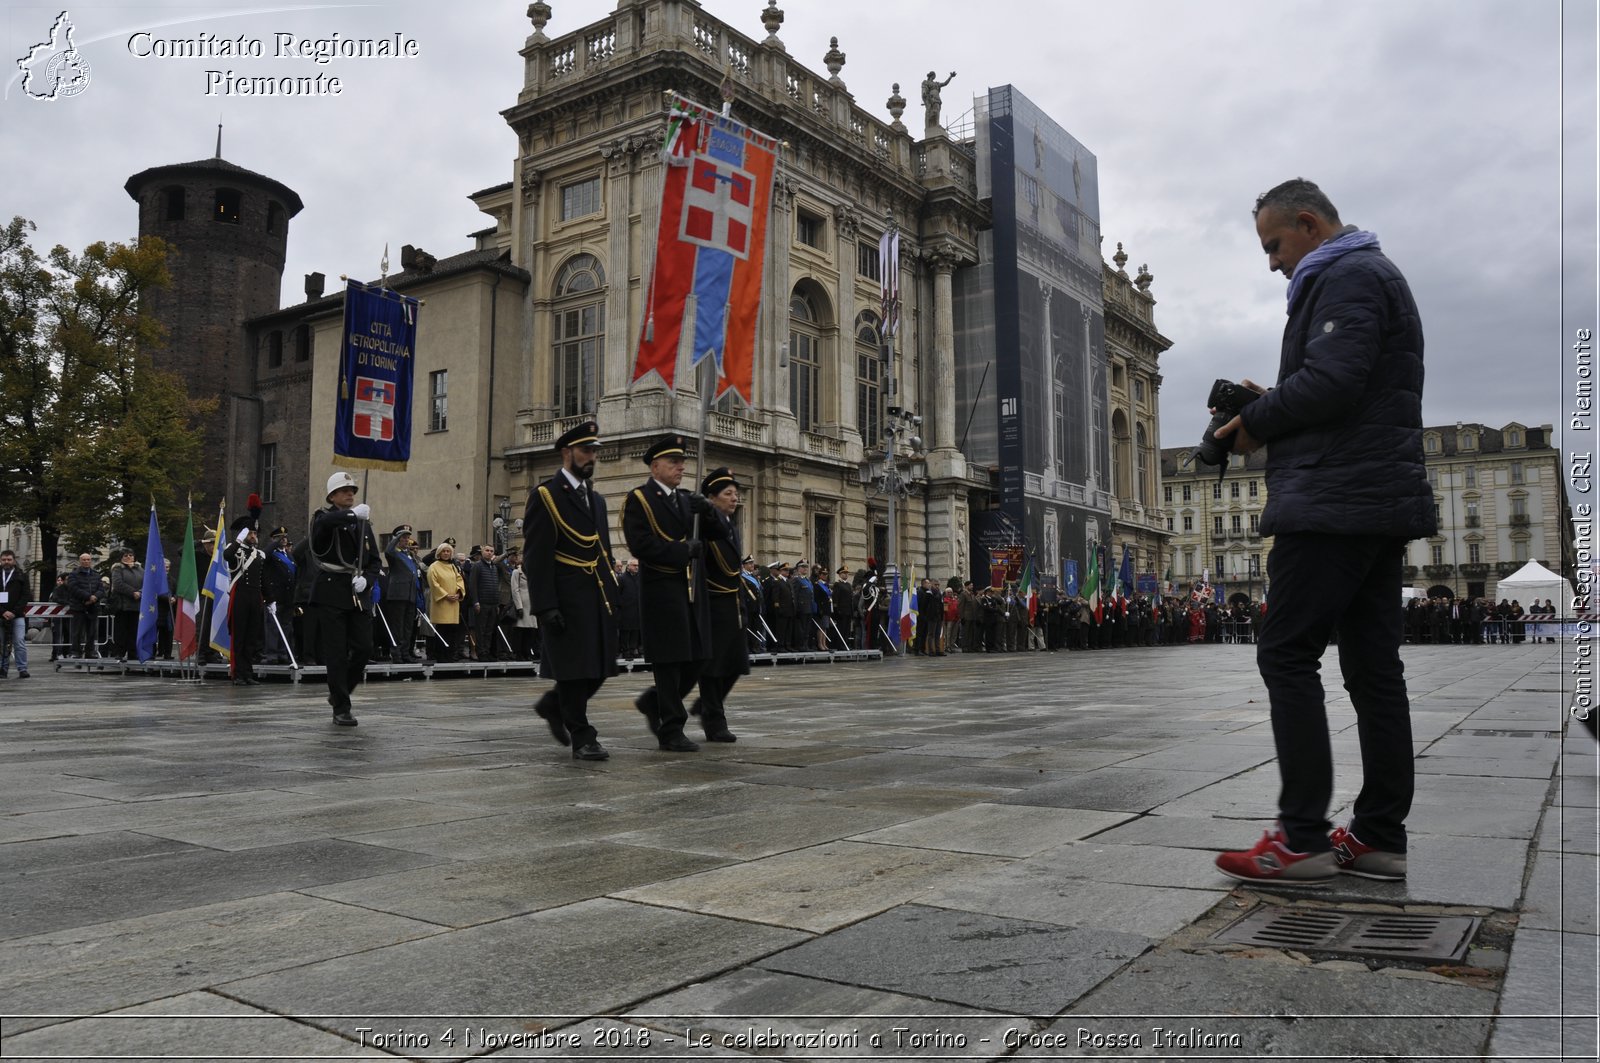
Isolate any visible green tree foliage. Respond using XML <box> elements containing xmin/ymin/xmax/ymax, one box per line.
<box><xmin>0</xmin><ymin>216</ymin><xmax>214</xmax><ymax>582</ymax></box>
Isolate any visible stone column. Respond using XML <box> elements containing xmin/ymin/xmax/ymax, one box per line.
<box><xmin>1038</xmin><ymin>279</ymin><xmax>1055</xmax><ymax>479</ymax></box>
<box><xmin>928</xmin><ymin>243</ymin><xmax>959</xmax><ymax>455</ymax></box>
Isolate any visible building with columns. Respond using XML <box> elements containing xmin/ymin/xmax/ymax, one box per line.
<box><xmin>1160</xmin><ymin>420</ymin><xmax>1574</xmax><ymax>604</ymax></box>
<box><xmin>124</xmin><ymin>0</ymin><xmax>1171</xmax><ymax>584</ymax></box>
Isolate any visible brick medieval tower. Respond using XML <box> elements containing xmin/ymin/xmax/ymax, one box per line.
<box><xmin>124</xmin><ymin>142</ymin><xmax>302</xmax><ymax>512</ymax></box>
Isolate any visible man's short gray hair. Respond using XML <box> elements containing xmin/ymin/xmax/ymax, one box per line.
<box><xmin>1254</xmin><ymin>178</ymin><xmax>1342</xmax><ymax>225</ymax></box>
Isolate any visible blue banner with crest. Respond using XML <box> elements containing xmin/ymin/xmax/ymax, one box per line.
<box><xmin>335</xmin><ymin>279</ymin><xmax>418</xmax><ymax>470</ymax></box>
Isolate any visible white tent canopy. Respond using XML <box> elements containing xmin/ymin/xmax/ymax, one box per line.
<box><xmin>1495</xmin><ymin>560</ymin><xmax>1573</xmax><ymax>612</ymax></box>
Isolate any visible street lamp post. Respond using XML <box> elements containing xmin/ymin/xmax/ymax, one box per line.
<box><xmin>494</xmin><ymin>498</ymin><xmax>512</xmax><ymax>555</ymax></box>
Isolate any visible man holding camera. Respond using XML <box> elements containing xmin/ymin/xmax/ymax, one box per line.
<box><xmin>1213</xmin><ymin>178</ymin><xmax>1433</xmax><ymax>886</ymax></box>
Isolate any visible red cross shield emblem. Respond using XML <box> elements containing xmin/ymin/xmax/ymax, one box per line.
<box><xmin>352</xmin><ymin>376</ymin><xmax>395</xmax><ymax>442</ymax></box>
<box><xmin>681</xmin><ymin>155</ymin><xmax>755</xmax><ymax>259</ymax></box>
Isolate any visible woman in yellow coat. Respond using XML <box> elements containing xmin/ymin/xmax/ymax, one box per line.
<box><xmin>427</xmin><ymin>543</ymin><xmax>467</xmax><ymax>661</ymax></box>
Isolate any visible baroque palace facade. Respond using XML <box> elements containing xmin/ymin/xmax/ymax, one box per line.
<box><xmin>124</xmin><ymin>0</ymin><xmax>1172</xmax><ymax>584</ymax></box>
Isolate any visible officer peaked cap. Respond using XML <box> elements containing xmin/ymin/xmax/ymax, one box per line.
<box><xmin>391</xmin><ymin>524</ymin><xmax>413</xmax><ymax>538</ymax></box>
<box><xmin>700</xmin><ymin>467</ymin><xmax>739</xmax><ymax>495</ymax></box>
<box><xmin>269</xmin><ymin>526</ymin><xmax>290</xmax><ymax>539</ymax></box>
<box><xmin>643</xmin><ymin>434</ymin><xmax>689</xmax><ymax>463</ymax></box>
<box><xmin>554</xmin><ymin>420</ymin><xmax>600</xmax><ymax>452</ymax></box>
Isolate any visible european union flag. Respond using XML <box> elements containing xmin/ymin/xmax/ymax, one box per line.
<box><xmin>135</xmin><ymin>505</ymin><xmax>168</xmax><ymax>662</ymax></box>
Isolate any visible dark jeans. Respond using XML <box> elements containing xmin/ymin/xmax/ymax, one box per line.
<box><xmin>317</xmin><ymin>605</ymin><xmax>373</xmax><ymax>712</ymax></box>
<box><xmin>1257</xmin><ymin>533</ymin><xmax>1414</xmax><ymax>854</ymax></box>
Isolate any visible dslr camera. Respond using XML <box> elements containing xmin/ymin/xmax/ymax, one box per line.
<box><xmin>1194</xmin><ymin>378</ymin><xmax>1261</xmax><ymax>468</ymax></box>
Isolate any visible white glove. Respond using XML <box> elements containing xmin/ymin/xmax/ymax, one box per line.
<box><xmin>352</xmin><ymin>576</ymin><xmax>368</xmax><ymax>594</ymax></box>
<box><xmin>236</xmin><ymin>527</ymin><xmax>251</xmax><ymax>544</ymax></box>
<box><xmin>352</xmin><ymin>503</ymin><xmax>371</xmax><ymax>520</ymax></box>
<box><xmin>267</xmin><ymin>601</ymin><xmax>277</xmax><ymax>615</ymax></box>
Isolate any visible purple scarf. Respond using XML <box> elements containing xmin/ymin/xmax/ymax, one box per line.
<box><xmin>1285</xmin><ymin>227</ymin><xmax>1380</xmax><ymax>311</ymax></box>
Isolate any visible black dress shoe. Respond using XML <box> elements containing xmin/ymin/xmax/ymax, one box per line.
<box><xmin>704</xmin><ymin>729</ymin><xmax>737</xmax><ymax>743</ymax></box>
<box><xmin>232</xmin><ymin>677</ymin><xmax>250</xmax><ymax>686</ymax></box>
<box><xmin>572</xmin><ymin>742</ymin><xmax>610</xmax><ymax>760</ymax></box>
<box><xmin>533</xmin><ymin>692</ymin><xmax>570</xmax><ymax>746</ymax></box>
<box><xmin>244</xmin><ymin>676</ymin><xmax>262</xmax><ymax>685</ymax></box>
<box><xmin>658</xmin><ymin>734</ymin><xmax>700</xmax><ymax>752</ymax></box>
<box><xmin>634</xmin><ymin>691</ymin><xmax>661</xmax><ymax>736</ymax></box>
<box><xmin>332</xmin><ymin>711</ymin><xmax>358</xmax><ymax>727</ymax></box>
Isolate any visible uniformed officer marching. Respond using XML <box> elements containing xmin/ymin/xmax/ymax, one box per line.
<box><xmin>223</xmin><ymin>515</ymin><xmax>265</xmax><ymax>685</ymax></box>
<box><xmin>312</xmin><ymin>471</ymin><xmax>381</xmax><ymax>725</ymax></box>
<box><xmin>689</xmin><ymin>467</ymin><xmax>748</xmax><ymax>743</ymax></box>
<box><xmin>524</xmin><ymin>420</ymin><xmax>620</xmax><ymax>761</ymax></box>
<box><xmin>622</xmin><ymin>434</ymin><xmax>723</xmax><ymax>752</ymax></box>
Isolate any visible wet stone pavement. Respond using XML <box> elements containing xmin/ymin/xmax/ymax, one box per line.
<box><xmin>0</xmin><ymin>641</ymin><xmax>1594</xmax><ymax>1061</ymax></box>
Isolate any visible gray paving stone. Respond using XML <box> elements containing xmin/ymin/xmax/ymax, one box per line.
<box><xmin>923</xmin><ymin>864</ymin><xmax>1228</xmax><ymax>939</ymax></box>
<box><xmin>0</xmin><ymin>837</ymin><xmax>445</xmax><ymax>939</ymax></box>
<box><xmin>612</xmin><ymin>840</ymin><xmax>1001</xmax><ymax>933</ymax></box>
<box><xmin>626</xmin><ymin>967</ymin><xmax>1020</xmax><ymax>1059</ymax></box>
<box><xmin>758</xmin><ymin>904</ymin><xmax>1149</xmax><ymax>1015</ymax></box>
<box><xmin>740</xmin><ymin>752</ymin><xmax>984</xmax><ymax>791</ymax></box>
<box><xmin>602</xmin><ymin>797</ymin><xmax>912</xmax><ymax>859</ymax></box>
<box><xmin>1521</xmin><ymin>849</ymin><xmax>1600</xmax><ymax>934</ymax></box>
<box><xmin>998</xmin><ymin>767</ymin><xmax>1218</xmax><ymax>812</ymax></box>
<box><xmin>1538</xmin><ymin>804</ymin><xmax>1600</xmax><ymax>854</ymax></box>
<box><xmin>0</xmin><ymin>830</ymin><xmax>201</xmax><ymax>879</ymax></box>
<box><xmin>0</xmin><ymin>893</ymin><xmax>440</xmax><ymax>1034</ymax></box>
<box><xmin>301</xmin><ymin>841</ymin><xmax>730</xmax><ymax>926</ymax></box>
<box><xmin>1013</xmin><ymin>840</ymin><xmax>1227</xmax><ymax>889</ymax></box>
<box><xmin>0</xmin><ymin>990</ymin><xmax>393</xmax><ymax>1060</ymax></box>
<box><xmin>1089</xmin><ymin>813</ymin><xmax>1277</xmax><ymax>849</ymax></box>
<box><xmin>221</xmin><ymin>898</ymin><xmax>806</xmax><ymax>1042</ymax></box>
<box><xmin>851</xmin><ymin>804</ymin><xmax>1135</xmax><ymax>857</ymax></box>
<box><xmin>1038</xmin><ymin>950</ymin><xmax>1495</xmax><ymax>1058</ymax></box>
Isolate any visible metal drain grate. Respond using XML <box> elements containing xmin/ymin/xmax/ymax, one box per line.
<box><xmin>1213</xmin><ymin>906</ymin><xmax>1481</xmax><ymax>964</ymax></box>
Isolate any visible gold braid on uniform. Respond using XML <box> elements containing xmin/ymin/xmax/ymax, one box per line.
<box><xmin>538</xmin><ymin>484</ymin><xmax>617</xmax><ymax>614</ymax></box>
<box><xmin>630</xmin><ymin>488</ymin><xmax>686</xmax><ymax>575</ymax></box>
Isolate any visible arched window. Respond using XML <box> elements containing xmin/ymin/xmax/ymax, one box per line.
<box><xmin>789</xmin><ymin>290</ymin><xmax>821</xmax><ymax>433</ymax></box>
<box><xmin>855</xmin><ymin>310</ymin><xmax>883</xmax><ymax>448</ymax></box>
<box><xmin>163</xmin><ymin>187</ymin><xmax>185</xmax><ymax>221</ymax></box>
<box><xmin>267</xmin><ymin>201</ymin><xmax>284</xmax><ymax>234</ymax></box>
<box><xmin>553</xmin><ymin>254</ymin><xmax>605</xmax><ymax>417</ymax></box>
<box><xmin>1111</xmin><ymin>409</ymin><xmax>1132</xmax><ymax>499</ymax></box>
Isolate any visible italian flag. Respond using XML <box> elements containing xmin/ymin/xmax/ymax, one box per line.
<box><xmin>1019</xmin><ymin>560</ymin><xmax>1038</xmax><ymax>625</ymax></box>
<box><xmin>173</xmin><ymin>505</ymin><xmax>202</xmax><ymax>660</ymax></box>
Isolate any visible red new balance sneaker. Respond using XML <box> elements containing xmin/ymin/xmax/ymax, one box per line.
<box><xmin>1329</xmin><ymin>825</ymin><xmax>1407</xmax><ymax>880</ymax></box>
<box><xmin>1215</xmin><ymin>826</ymin><xmax>1337</xmax><ymax>885</ymax></box>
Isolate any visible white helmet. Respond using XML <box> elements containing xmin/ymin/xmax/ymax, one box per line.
<box><xmin>325</xmin><ymin>471</ymin><xmax>359</xmax><ymax>500</ymax></box>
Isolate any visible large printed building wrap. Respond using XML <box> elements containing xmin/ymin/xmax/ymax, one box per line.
<box><xmin>634</xmin><ymin>93</ymin><xmax>779</xmax><ymax>405</ymax></box>
<box><xmin>335</xmin><ymin>279</ymin><xmax>418</xmax><ymax>469</ymax></box>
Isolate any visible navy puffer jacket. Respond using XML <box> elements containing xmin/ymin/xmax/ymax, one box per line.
<box><xmin>1239</xmin><ymin>242</ymin><xmax>1435</xmax><ymax>540</ymax></box>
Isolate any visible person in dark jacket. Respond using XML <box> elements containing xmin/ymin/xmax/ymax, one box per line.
<box><xmin>108</xmin><ymin>549</ymin><xmax>143</xmax><ymax>661</ymax></box>
<box><xmin>468</xmin><ymin>545</ymin><xmax>511</xmax><ymax>661</ymax></box>
<box><xmin>622</xmin><ymin>434</ymin><xmax>723</xmax><ymax>752</ymax></box>
<box><xmin>311</xmin><ymin>471</ymin><xmax>382</xmax><ymax>725</ymax></box>
<box><xmin>223</xmin><ymin>516</ymin><xmax>265</xmax><ymax>685</ymax></box>
<box><xmin>690</xmin><ymin>468</ymin><xmax>748</xmax><ymax>742</ymax></box>
<box><xmin>830</xmin><ymin>566</ymin><xmax>856</xmax><ymax>649</ymax></box>
<box><xmin>616</xmin><ymin>557</ymin><xmax>641</xmax><ymax>659</ymax></box>
<box><xmin>66</xmin><ymin>553</ymin><xmax>103</xmax><ymax>658</ymax></box>
<box><xmin>525</xmin><ymin>420</ymin><xmax>619</xmax><ymax>760</ymax></box>
<box><xmin>262</xmin><ymin>527</ymin><xmax>298</xmax><ymax>665</ymax></box>
<box><xmin>1215</xmin><ymin>178</ymin><xmax>1434</xmax><ymax>887</ymax></box>
<box><xmin>379</xmin><ymin>525</ymin><xmax>421</xmax><ymax>662</ymax></box>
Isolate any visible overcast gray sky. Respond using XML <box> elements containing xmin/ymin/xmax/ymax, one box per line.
<box><xmin>4</xmin><ymin>0</ymin><xmax>1595</xmax><ymax>453</ymax></box>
